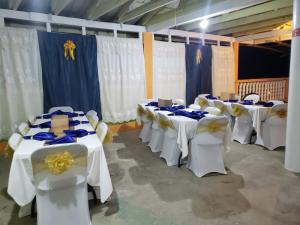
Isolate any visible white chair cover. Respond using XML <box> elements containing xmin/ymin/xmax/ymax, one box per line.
<box><xmin>8</xmin><ymin>132</ymin><xmax>23</xmax><ymax>151</ymax></box>
<box><xmin>138</xmin><ymin>105</ymin><xmax>152</xmax><ymax>143</ymax></box>
<box><xmin>243</xmin><ymin>93</ymin><xmax>260</xmax><ymax>103</ymax></box>
<box><xmin>31</xmin><ymin>144</ymin><xmax>91</xmax><ymax>225</ymax></box>
<box><xmin>96</xmin><ymin>122</ymin><xmax>108</xmax><ymax>143</ymax></box>
<box><xmin>148</xmin><ymin>109</ymin><xmax>164</xmax><ymax>153</ymax></box>
<box><xmin>187</xmin><ymin>117</ymin><xmax>228</xmax><ymax>177</ymax></box>
<box><xmin>158</xmin><ymin>113</ymin><xmax>181</xmax><ymax>166</ymax></box>
<box><xmin>28</xmin><ymin>115</ymin><xmax>36</xmax><ymax>125</ymax></box>
<box><xmin>189</xmin><ymin>96</ymin><xmax>209</xmax><ymax>110</ymax></box>
<box><xmin>259</xmin><ymin>104</ymin><xmax>287</xmax><ymax>150</ymax></box>
<box><xmin>174</xmin><ymin>99</ymin><xmax>185</xmax><ymax>106</ymax></box>
<box><xmin>86</xmin><ymin>110</ymin><xmax>97</xmax><ymax>117</ymax></box>
<box><xmin>48</xmin><ymin>106</ymin><xmax>73</xmax><ymax>113</ymax></box>
<box><xmin>231</xmin><ymin>103</ymin><xmax>253</xmax><ymax>144</ymax></box>
<box><xmin>18</xmin><ymin>122</ymin><xmax>29</xmax><ymax>136</ymax></box>
<box><xmin>214</xmin><ymin>100</ymin><xmax>234</xmax><ymax>130</ymax></box>
<box><xmin>88</xmin><ymin>114</ymin><xmax>99</xmax><ymax>130</ymax></box>
<box><xmin>204</xmin><ymin>107</ymin><xmax>221</xmax><ymax>116</ymax></box>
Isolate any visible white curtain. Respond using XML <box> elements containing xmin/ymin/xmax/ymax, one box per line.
<box><xmin>212</xmin><ymin>46</ymin><xmax>235</xmax><ymax>97</ymax></box>
<box><xmin>153</xmin><ymin>41</ymin><xmax>186</xmax><ymax>101</ymax></box>
<box><xmin>96</xmin><ymin>36</ymin><xmax>146</xmax><ymax>123</ymax></box>
<box><xmin>0</xmin><ymin>27</ymin><xmax>43</xmax><ymax>139</ymax></box>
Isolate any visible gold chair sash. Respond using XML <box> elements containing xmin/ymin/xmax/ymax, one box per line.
<box><xmin>146</xmin><ymin>110</ymin><xmax>155</xmax><ymax>121</ymax></box>
<box><xmin>137</xmin><ymin>105</ymin><xmax>145</xmax><ymax>117</ymax></box>
<box><xmin>198</xmin><ymin>98</ymin><xmax>209</xmax><ymax>108</ymax></box>
<box><xmin>269</xmin><ymin>108</ymin><xmax>287</xmax><ymax>118</ymax></box>
<box><xmin>216</xmin><ymin>104</ymin><xmax>226</xmax><ymax>115</ymax></box>
<box><xmin>103</xmin><ymin>128</ymin><xmax>113</xmax><ymax>144</ymax></box>
<box><xmin>33</xmin><ymin>151</ymin><xmax>86</xmax><ymax>176</ymax></box>
<box><xmin>232</xmin><ymin>105</ymin><xmax>245</xmax><ymax>117</ymax></box>
<box><xmin>158</xmin><ymin>115</ymin><xmax>174</xmax><ymax>129</ymax></box>
<box><xmin>196</xmin><ymin>120</ymin><xmax>228</xmax><ymax>134</ymax></box>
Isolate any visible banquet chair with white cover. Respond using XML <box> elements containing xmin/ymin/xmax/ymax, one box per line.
<box><xmin>88</xmin><ymin>114</ymin><xmax>99</xmax><ymax>130</ymax></box>
<box><xmin>243</xmin><ymin>93</ymin><xmax>260</xmax><ymax>104</ymax></box>
<box><xmin>174</xmin><ymin>99</ymin><xmax>185</xmax><ymax>106</ymax></box>
<box><xmin>8</xmin><ymin>133</ymin><xmax>23</xmax><ymax>151</ymax></box>
<box><xmin>158</xmin><ymin>113</ymin><xmax>181</xmax><ymax>166</ymax></box>
<box><xmin>48</xmin><ymin>106</ymin><xmax>73</xmax><ymax>113</ymax></box>
<box><xmin>96</xmin><ymin>122</ymin><xmax>108</xmax><ymax>143</ymax></box>
<box><xmin>86</xmin><ymin>110</ymin><xmax>97</xmax><ymax>118</ymax></box>
<box><xmin>214</xmin><ymin>100</ymin><xmax>234</xmax><ymax>129</ymax></box>
<box><xmin>137</xmin><ymin>104</ymin><xmax>152</xmax><ymax>143</ymax></box>
<box><xmin>187</xmin><ymin>117</ymin><xmax>228</xmax><ymax>177</ymax></box>
<box><xmin>231</xmin><ymin>103</ymin><xmax>253</xmax><ymax>144</ymax></box>
<box><xmin>31</xmin><ymin>144</ymin><xmax>91</xmax><ymax>225</ymax></box>
<box><xmin>204</xmin><ymin>107</ymin><xmax>221</xmax><ymax>116</ymax></box>
<box><xmin>28</xmin><ymin>115</ymin><xmax>36</xmax><ymax>125</ymax></box>
<box><xmin>18</xmin><ymin>122</ymin><xmax>30</xmax><ymax>136</ymax></box>
<box><xmin>189</xmin><ymin>96</ymin><xmax>209</xmax><ymax>110</ymax></box>
<box><xmin>259</xmin><ymin>104</ymin><xmax>287</xmax><ymax>150</ymax></box>
<box><xmin>147</xmin><ymin>109</ymin><xmax>164</xmax><ymax>152</ymax></box>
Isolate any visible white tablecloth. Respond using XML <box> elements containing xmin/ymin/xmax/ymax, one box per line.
<box><xmin>143</xmin><ymin>105</ymin><xmax>230</xmax><ymax>159</ymax></box>
<box><xmin>7</xmin><ymin>115</ymin><xmax>113</xmax><ymax>207</ymax></box>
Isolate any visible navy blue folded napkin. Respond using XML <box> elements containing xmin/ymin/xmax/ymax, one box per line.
<box><xmin>174</xmin><ymin>110</ymin><xmax>208</xmax><ymax>120</ymax></box>
<box><xmin>30</xmin><ymin>121</ymin><xmax>51</xmax><ymax>129</ymax></box>
<box><xmin>45</xmin><ymin>135</ymin><xmax>75</xmax><ymax>145</ymax></box>
<box><xmin>24</xmin><ymin>132</ymin><xmax>56</xmax><ymax>141</ymax></box>
<box><xmin>36</xmin><ymin>110</ymin><xmax>85</xmax><ymax>119</ymax></box>
<box><xmin>206</xmin><ymin>95</ymin><xmax>218</xmax><ymax>100</ymax></box>
<box><xmin>145</xmin><ymin>101</ymin><xmax>158</xmax><ymax>107</ymax></box>
<box><xmin>224</xmin><ymin>99</ymin><xmax>238</xmax><ymax>103</ymax></box>
<box><xmin>241</xmin><ymin>100</ymin><xmax>253</xmax><ymax>105</ymax></box>
<box><xmin>256</xmin><ymin>101</ymin><xmax>274</xmax><ymax>107</ymax></box>
<box><xmin>159</xmin><ymin>105</ymin><xmax>185</xmax><ymax>112</ymax></box>
<box><xmin>64</xmin><ymin>129</ymin><xmax>96</xmax><ymax>138</ymax></box>
<box><xmin>69</xmin><ymin>120</ymin><xmax>89</xmax><ymax>127</ymax></box>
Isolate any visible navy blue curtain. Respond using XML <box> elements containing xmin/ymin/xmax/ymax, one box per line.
<box><xmin>38</xmin><ymin>31</ymin><xmax>101</xmax><ymax>119</ymax></box>
<box><xmin>185</xmin><ymin>44</ymin><xmax>212</xmax><ymax>106</ymax></box>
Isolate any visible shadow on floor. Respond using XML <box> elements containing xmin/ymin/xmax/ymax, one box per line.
<box><xmin>113</xmin><ymin>132</ymin><xmax>251</xmax><ymax>219</ymax></box>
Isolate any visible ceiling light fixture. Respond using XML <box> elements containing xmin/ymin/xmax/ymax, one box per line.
<box><xmin>199</xmin><ymin>19</ymin><xmax>209</xmax><ymax>30</ymax></box>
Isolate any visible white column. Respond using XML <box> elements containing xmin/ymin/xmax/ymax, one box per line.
<box><xmin>285</xmin><ymin>0</ymin><xmax>300</xmax><ymax>172</ymax></box>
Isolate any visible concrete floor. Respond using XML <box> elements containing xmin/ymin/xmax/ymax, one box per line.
<box><xmin>1</xmin><ymin>130</ymin><xmax>300</xmax><ymax>225</ymax></box>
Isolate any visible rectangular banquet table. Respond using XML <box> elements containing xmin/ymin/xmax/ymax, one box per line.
<box><xmin>7</xmin><ymin>113</ymin><xmax>113</xmax><ymax>207</ymax></box>
<box><xmin>141</xmin><ymin>104</ymin><xmax>231</xmax><ymax>159</ymax></box>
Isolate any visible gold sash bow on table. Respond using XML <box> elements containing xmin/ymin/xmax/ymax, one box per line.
<box><xmin>198</xmin><ymin>98</ymin><xmax>209</xmax><ymax>108</ymax></box>
<box><xmin>196</xmin><ymin>120</ymin><xmax>228</xmax><ymax>133</ymax></box>
<box><xmin>232</xmin><ymin>105</ymin><xmax>245</xmax><ymax>117</ymax></box>
<box><xmin>33</xmin><ymin>151</ymin><xmax>86</xmax><ymax>175</ymax></box>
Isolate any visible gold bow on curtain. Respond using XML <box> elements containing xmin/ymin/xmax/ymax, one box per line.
<box><xmin>32</xmin><ymin>151</ymin><xmax>86</xmax><ymax>176</ymax></box>
<box><xmin>232</xmin><ymin>105</ymin><xmax>245</xmax><ymax>117</ymax></box>
<box><xmin>64</xmin><ymin>40</ymin><xmax>76</xmax><ymax>60</ymax></box>
<box><xmin>197</xmin><ymin>120</ymin><xmax>228</xmax><ymax>133</ymax></box>
<box><xmin>158</xmin><ymin>115</ymin><xmax>174</xmax><ymax>129</ymax></box>
<box><xmin>198</xmin><ymin>98</ymin><xmax>208</xmax><ymax>108</ymax></box>
<box><xmin>270</xmin><ymin>108</ymin><xmax>287</xmax><ymax>118</ymax></box>
<box><xmin>137</xmin><ymin>105</ymin><xmax>145</xmax><ymax>117</ymax></box>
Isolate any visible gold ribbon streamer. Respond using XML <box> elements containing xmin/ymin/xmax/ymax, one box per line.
<box><xmin>158</xmin><ymin>115</ymin><xmax>173</xmax><ymax>129</ymax></box>
<box><xmin>196</xmin><ymin>120</ymin><xmax>228</xmax><ymax>134</ymax></box>
<box><xmin>103</xmin><ymin>128</ymin><xmax>113</xmax><ymax>144</ymax></box>
<box><xmin>146</xmin><ymin>110</ymin><xmax>155</xmax><ymax>121</ymax></box>
<box><xmin>64</xmin><ymin>40</ymin><xmax>76</xmax><ymax>60</ymax></box>
<box><xmin>269</xmin><ymin>108</ymin><xmax>287</xmax><ymax>118</ymax></box>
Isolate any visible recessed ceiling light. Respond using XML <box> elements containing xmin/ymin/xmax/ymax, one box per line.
<box><xmin>199</xmin><ymin>19</ymin><xmax>209</xmax><ymax>30</ymax></box>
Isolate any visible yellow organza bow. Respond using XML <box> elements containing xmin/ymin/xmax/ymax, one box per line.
<box><xmin>146</xmin><ymin>111</ymin><xmax>154</xmax><ymax>121</ymax></box>
<box><xmin>197</xmin><ymin>120</ymin><xmax>228</xmax><ymax>133</ymax></box>
<box><xmin>232</xmin><ymin>106</ymin><xmax>245</xmax><ymax>117</ymax></box>
<box><xmin>158</xmin><ymin>116</ymin><xmax>173</xmax><ymax>129</ymax></box>
<box><xmin>45</xmin><ymin>151</ymin><xmax>75</xmax><ymax>175</ymax></box>
<box><xmin>137</xmin><ymin>105</ymin><xmax>145</xmax><ymax>117</ymax></box>
<box><xmin>64</xmin><ymin>40</ymin><xmax>76</xmax><ymax>60</ymax></box>
<box><xmin>216</xmin><ymin>105</ymin><xmax>226</xmax><ymax>114</ymax></box>
<box><xmin>198</xmin><ymin>98</ymin><xmax>208</xmax><ymax>108</ymax></box>
<box><xmin>270</xmin><ymin>108</ymin><xmax>287</xmax><ymax>118</ymax></box>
